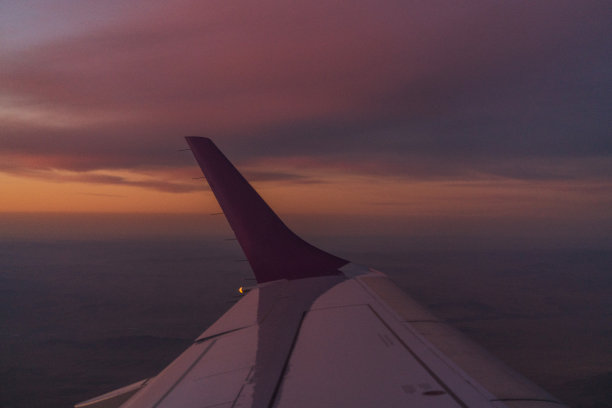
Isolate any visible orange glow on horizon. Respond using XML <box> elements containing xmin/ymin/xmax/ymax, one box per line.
<box><xmin>1</xmin><ymin>168</ymin><xmax>610</xmax><ymax>224</ymax></box>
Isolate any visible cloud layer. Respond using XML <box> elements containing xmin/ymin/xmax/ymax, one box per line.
<box><xmin>1</xmin><ymin>0</ymin><xmax>611</xmax><ymax>189</ymax></box>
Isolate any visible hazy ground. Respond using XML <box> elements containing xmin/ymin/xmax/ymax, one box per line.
<box><xmin>1</xmin><ymin>234</ymin><xmax>611</xmax><ymax>407</ymax></box>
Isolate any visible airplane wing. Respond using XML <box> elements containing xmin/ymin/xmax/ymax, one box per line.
<box><xmin>75</xmin><ymin>137</ymin><xmax>567</xmax><ymax>408</ymax></box>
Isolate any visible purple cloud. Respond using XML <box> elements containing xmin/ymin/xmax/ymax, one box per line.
<box><xmin>1</xmin><ymin>0</ymin><xmax>610</xmax><ymax>187</ymax></box>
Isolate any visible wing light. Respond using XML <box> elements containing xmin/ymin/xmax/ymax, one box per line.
<box><xmin>238</xmin><ymin>286</ymin><xmax>254</xmax><ymax>295</ymax></box>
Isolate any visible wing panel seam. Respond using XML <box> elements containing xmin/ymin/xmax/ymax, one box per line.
<box><xmin>152</xmin><ymin>339</ymin><xmax>217</xmax><ymax>408</ymax></box>
<box><xmin>367</xmin><ymin>304</ymin><xmax>470</xmax><ymax>408</ymax></box>
<box><xmin>195</xmin><ymin>326</ymin><xmax>250</xmax><ymax>343</ymax></box>
<box><xmin>267</xmin><ymin>311</ymin><xmax>308</xmax><ymax>408</ymax></box>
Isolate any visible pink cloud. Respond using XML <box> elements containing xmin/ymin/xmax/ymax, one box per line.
<box><xmin>0</xmin><ymin>0</ymin><xmax>610</xmax><ymax>187</ymax></box>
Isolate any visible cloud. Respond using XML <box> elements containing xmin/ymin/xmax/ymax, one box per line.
<box><xmin>243</xmin><ymin>170</ymin><xmax>323</xmax><ymax>184</ymax></box>
<box><xmin>2</xmin><ymin>165</ymin><xmax>202</xmax><ymax>193</ymax></box>
<box><xmin>0</xmin><ymin>152</ymin><xmax>319</xmax><ymax>192</ymax></box>
<box><xmin>1</xmin><ymin>0</ymin><xmax>610</xmax><ymax>187</ymax></box>
<box><xmin>78</xmin><ymin>192</ymin><xmax>126</xmax><ymax>198</ymax></box>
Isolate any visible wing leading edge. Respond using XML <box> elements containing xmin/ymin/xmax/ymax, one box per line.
<box><xmin>75</xmin><ymin>137</ymin><xmax>566</xmax><ymax>408</ymax></box>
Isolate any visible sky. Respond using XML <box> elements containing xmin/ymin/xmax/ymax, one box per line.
<box><xmin>1</xmin><ymin>0</ymin><xmax>611</xmax><ymax>246</ymax></box>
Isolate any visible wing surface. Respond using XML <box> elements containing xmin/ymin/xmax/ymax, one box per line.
<box><xmin>75</xmin><ymin>137</ymin><xmax>566</xmax><ymax>408</ymax></box>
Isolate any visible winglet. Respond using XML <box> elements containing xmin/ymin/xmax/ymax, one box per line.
<box><xmin>186</xmin><ymin>137</ymin><xmax>348</xmax><ymax>283</ymax></box>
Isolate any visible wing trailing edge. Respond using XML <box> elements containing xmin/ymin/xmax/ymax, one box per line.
<box><xmin>185</xmin><ymin>137</ymin><xmax>348</xmax><ymax>283</ymax></box>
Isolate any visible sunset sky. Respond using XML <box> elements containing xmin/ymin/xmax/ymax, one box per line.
<box><xmin>1</xmin><ymin>0</ymin><xmax>610</xmax><ymax>245</ymax></box>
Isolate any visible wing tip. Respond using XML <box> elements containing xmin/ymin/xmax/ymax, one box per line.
<box><xmin>185</xmin><ymin>136</ymin><xmax>212</xmax><ymax>144</ymax></box>
<box><xmin>187</xmin><ymin>137</ymin><xmax>349</xmax><ymax>282</ymax></box>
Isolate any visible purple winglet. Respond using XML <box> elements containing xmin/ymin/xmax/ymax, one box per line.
<box><xmin>186</xmin><ymin>137</ymin><xmax>348</xmax><ymax>283</ymax></box>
